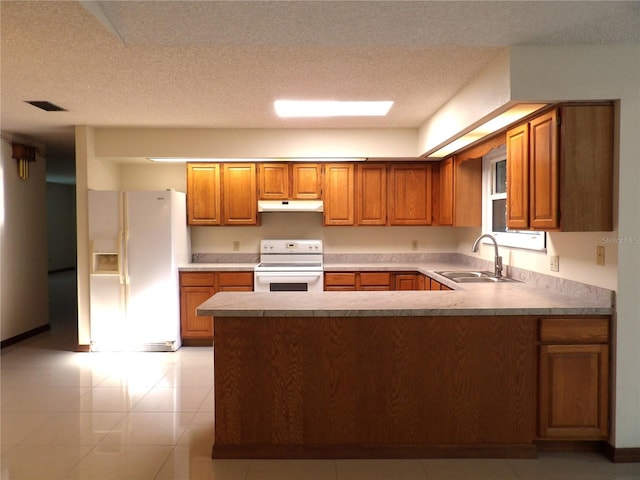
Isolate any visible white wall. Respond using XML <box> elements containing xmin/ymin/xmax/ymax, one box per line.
<box><xmin>94</xmin><ymin>127</ymin><xmax>420</xmax><ymax>159</ymax></box>
<box><xmin>418</xmin><ymin>50</ymin><xmax>512</xmax><ymax>156</ymax></box>
<box><xmin>1</xmin><ymin>136</ymin><xmax>49</xmax><ymax>342</ymax></box>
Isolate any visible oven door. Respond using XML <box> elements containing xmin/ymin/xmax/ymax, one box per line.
<box><xmin>254</xmin><ymin>271</ymin><xmax>323</xmax><ymax>292</ymax></box>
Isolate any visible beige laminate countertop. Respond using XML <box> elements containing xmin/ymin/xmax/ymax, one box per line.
<box><xmin>186</xmin><ymin>261</ymin><xmax>614</xmax><ymax>317</ymax></box>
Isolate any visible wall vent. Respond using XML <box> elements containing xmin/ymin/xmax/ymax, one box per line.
<box><xmin>25</xmin><ymin>100</ymin><xmax>67</xmax><ymax>112</ymax></box>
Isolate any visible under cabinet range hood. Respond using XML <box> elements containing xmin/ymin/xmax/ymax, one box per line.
<box><xmin>258</xmin><ymin>200</ymin><xmax>324</xmax><ymax>212</ymax></box>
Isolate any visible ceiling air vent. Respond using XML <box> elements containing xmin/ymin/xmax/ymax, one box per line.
<box><xmin>25</xmin><ymin>101</ymin><xmax>67</xmax><ymax>112</ymax></box>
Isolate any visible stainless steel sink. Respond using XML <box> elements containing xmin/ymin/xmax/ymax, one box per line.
<box><xmin>435</xmin><ymin>270</ymin><xmax>519</xmax><ymax>283</ymax></box>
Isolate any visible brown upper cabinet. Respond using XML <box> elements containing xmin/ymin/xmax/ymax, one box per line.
<box><xmin>222</xmin><ymin>163</ymin><xmax>258</xmax><ymax>225</ymax></box>
<box><xmin>258</xmin><ymin>163</ymin><xmax>321</xmax><ymax>200</ymax></box>
<box><xmin>506</xmin><ymin>103</ymin><xmax>614</xmax><ymax>231</ymax></box>
<box><xmin>187</xmin><ymin>162</ymin><xmax>259</xmax><ymax>226</ymax></box>
<box><xmin>186</xmin><ymin>163</ymin><xmax>221</xmax><ymax>226</ymax></box>
<box><xmin>356</xmin><ymin>163</ymin><xmax>387</xmax><ymax>225</ymax></box>
<box><xmin>323</xmin><ymin>163</ymin><xmax>355</xmax><ymax>225</ymax></box>
<box><xmin>433</xmin><ymin>134</ymin><xmax>503</xmax><ymax>227</ymax></box>
<box><xmin>388</xmin><ymin>163</ymin><xmax>433</xmax><ymax>225</ymax></box>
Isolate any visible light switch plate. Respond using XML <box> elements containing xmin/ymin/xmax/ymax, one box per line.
<box><xmin>597</xmin><ymin>246</ymin><xmax>605</xmax><ymax>265</ymax></box>
<box><xmin>550</xmin><ymin>255</ymin><xmax>560</xmax><ymax>272</ymax></box>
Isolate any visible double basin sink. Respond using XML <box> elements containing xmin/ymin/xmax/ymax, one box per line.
<box><xmin>436</xmin><ymin>270</ymin><xmax>519</xmax><ymax>284</ymax></box>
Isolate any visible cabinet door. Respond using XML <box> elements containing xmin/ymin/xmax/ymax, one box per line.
<box><xmin>395</xmin><ymin>274</ymin><xmax>419</xmax><ymax>291</ymax></box>
<box><xmin>538</xmin><ymin>344</ymin><xmax>609</xmax><ymax>439</ymax></box>
<box><xmin>506</xmin><ymin>124</ymin><xmax>529</xmax><ymax>230</ymax></box>
<box><xmin>388</xmin><ymin>164</ymin><xmax>432</xmax><ymax>225</ymax></box>
<box><xmin>357</xmin><ymin>163</ymin><xmax>387</xmax><ymax>225</ymax></box>
<box><xmin>529</xmin><ymin>110</ymin><xmax>559</xmax><ymax>230</ymax></box>
<box><xmin>438</xmin><ymin>157</ymin><xmax>454</xmax><ymax>226</ymax></box>
<box><xmin>187</xmin><ymin>163</ymin><xmax>221</xmax><ymax>226</ymax></box>
<box><xmin>180</xmin><ymin>286</ymin><xmax>215</xmax><ymax>344</ymax></box>
<box><xmin>323</xmin><ymin>164</ymin><xmax>355</xmax><ymax>225</ymax></box>
<box><xmin>292</xmin><ymin>164</ymin><xmax>321</xmax><ymax>199</ymax></box>
<box><xmin>223</xmin><ymin>163</ymin><xmax>258</xmax><ymax>225</ymax></box>
<box><xmin>259</xmin><ymin>163</ymin><xmax>289</xmax><ymax>199</ymax></box>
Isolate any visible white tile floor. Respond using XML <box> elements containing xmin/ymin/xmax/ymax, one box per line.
<box><xmin>1</xmin><ymin>271</ymin><xmax>638</xmax><ymax>479</ymax></box>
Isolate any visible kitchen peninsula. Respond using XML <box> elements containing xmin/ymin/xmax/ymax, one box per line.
<box><xmin>196</xmin><ymin>266</ymin><xmax>613</xmax><ymax>460</ymax></box>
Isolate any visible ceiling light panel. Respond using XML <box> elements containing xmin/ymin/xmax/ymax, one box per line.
<box><xmin>274</xmin><ymin>100</ymin><xmax>393</xmax><ymax>118</ymax></box>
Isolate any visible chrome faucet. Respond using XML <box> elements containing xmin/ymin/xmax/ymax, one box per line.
<box><xmin>471</xmin><ymin>234</ymin><xmax>503</xmax><ymax>279</ymax></box>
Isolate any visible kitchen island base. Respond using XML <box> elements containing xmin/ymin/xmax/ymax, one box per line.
<box><xmin>212</xmin><ymin>315</ymin><xmax>537</xmax><ymax>459</ymax></box>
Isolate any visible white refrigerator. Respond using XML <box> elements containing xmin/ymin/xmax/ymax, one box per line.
<box><xmin>88</xmin><ymin>190</ymin><xmax>190</xmax><ymax>352</ymax></box>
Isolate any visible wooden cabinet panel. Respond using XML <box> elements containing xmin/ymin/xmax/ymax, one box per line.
<box><xmin>359</xmin><ymin>272</ymin><xmax>391</xmax><ymax>290</ymax></box>
<box><xmin>258</xmin><ymin>163</ymin><xmax>289</xmax><ymax>199</ymax></box>
<box><xmin>438</xmin><ymin>157</ymin><xmax>454</xmax><ymax>226</ymax></box>
<box><xmin>324</xmin><ymin>272</ymin><xmax>357</xmax><ymax>291</ymax></box>
<box><xmin>356</xmin><ymin>163</ymin><xmax>387</xmax><ymax>225</ymax></box>
<box><xmin>180</xmin><ymin>271</ymin><xmax>253</xmax><ymax>345</ymax></box>
<box><xmin>538</xmin><ymin>316</ymin><xmax>610</xmax><ymax>440</ymax></box>
<box><xmin>538</xmin><ymin>344</ymin><xmax>609</xmax><ymax>439</ymax></box>
<box><xmin>259</xmin><ymin>163</ymin><xmax>321</xmax><ymax>200</ymax></box>
<box><xmin>529</xmin><ymin>110</ymin><xmax>559</xmax><ymax>230</ymax></box>
<box><xmin>388</xmin><ymin>164</ymin><xmax>432</xmax><ymax>225</ymax></box>
<box><xmin>395</xmin><ymin>273</ymin><xmax>421</xmax><ymax>290</ymax></box>
<box><xmin>559</xmin><ymin>104</ymin><xmax>614</xmax><ymax>231</ymax></box>
<box><xmin>292</xmin><ymin>164</ymin><xmax>321</xmax><ymax>199</ymax></box>
<box><xmin>180</xmin><ymin>272</ymin><xmax>216</xmax><ymax>287</ymax></box>
<box><xmin>539</xmin><ymin>318</ymin><xmax>609</xmax><ymax>343</ymax></box>
<box><xmin>506</xmin><ymin>123</ymin><xmax>530</xmax><ymax>230</ymax></box>
<box><xmin>223</xmin><ymin>163</ymin><xmax>258</xmax><ymax>225</ymax></box>
<box><xmin>323</xmin><ymin>164</ymin><xmax>355</xmax><ymax>225</ymax></box>
<box><xmin>453</xmin><ymin>156</ymin><xmax>482</xmax><ymax>227</ymax></box>
<box><xmin>180</xmin><ymin>286</ymin><xmax>216</xmax><ymax>343</ymax></box>
<box><xmin>187</xmin><ymin>163</ymin><xmax>221</xmax><ymax>226</ymax></box>
<box><xmin>218</xmin><ymin>272</ymin><xmax>254</xmax><ymax>291</ymax></box>
<box><xmin>213</xmin><ymin>315</ymin><xmax>536</xmax><ymax>453</ymax></box>
<box><xmin>507</xmin><ymin>103</ymin><xmax>614</xmax><ymax>232</ymax></box>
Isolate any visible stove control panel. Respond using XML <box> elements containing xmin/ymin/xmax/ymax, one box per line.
<box><xmin>260</xmin><ymin>239</ymin><xmax>323</xmax><ymax>254</ymax></box>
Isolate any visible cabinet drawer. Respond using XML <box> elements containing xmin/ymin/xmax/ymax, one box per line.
<box><xmin>539</xmin><ymin>318</ymin><xmax>609</xmax><ymax>343</ymax></box>
<box><xmin>359</xmin><ymin>272</ymin><xmax>391</xmax><ymax>287</ymax></box>
<box><xmin>180</xmin><ymin>272</ymin><xmax>215</xmax><ymax>287</ymax></box>
<box><xmin>325</xmin><ymin>273</ymin><xmax>356</xmax><ymax>287</ymax></box>
<box><xmin>218</xmin><ymin>272</ymin><xmax>253</xmax><ymax>288</ymax></box>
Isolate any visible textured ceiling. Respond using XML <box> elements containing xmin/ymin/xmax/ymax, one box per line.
<box><xmin>1</xmin><ymin>0</ymin><xmax>639</xmax><ymax>179</ymax></box>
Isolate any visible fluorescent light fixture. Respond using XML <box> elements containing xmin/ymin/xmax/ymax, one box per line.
<box><xmin>274</xmin><ymin>100</ymin><xmax>393</xmax><ymax>117</ymax></box>
<box><xmin>149</xmin><ymin>157</ymin><xmax>273</xmax><ymax>163</ymax></box>
<box><xmin>427</xmin><ymin>103</ymin><xmax>548</xmax><ymax>158</ymax></box>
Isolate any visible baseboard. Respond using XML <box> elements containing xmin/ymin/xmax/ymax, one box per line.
<box><xmin>536</xmin><ymin>440</ymin><xmax>605</xmax><ymax>453</ymax></box>
<box><xmin>603</xmin><ymin>443</ymin><xmax>640</xmax><ymax>463</ymax></box>
<box><xmin>76</xmin><ymin>344</ymin><xmax>91</xmax><ymax>352</ymax></box>
<box><xmin>1</xmin><ymin>324</ymin><xmax>50</xmax><ymax>349</ymax></box>
<box><xmin>212</xmin><ymin>443</ymin><xmax>538</xmax><ymax>459</ymax></box>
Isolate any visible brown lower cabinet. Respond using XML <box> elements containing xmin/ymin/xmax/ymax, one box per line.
<box><xmin>179</xmin><ymin>271</ymin><xmax>253</xmax><ymax>345</ymax></box>
<box><xmin>325</xmin><ymin>271</ymin><xmax>450</xmax><ymax>291</ymax></box>
<box><xmin>537</xmin><ymin>317</ymin><xmax>610</xmax><ymax>440</ymax></box>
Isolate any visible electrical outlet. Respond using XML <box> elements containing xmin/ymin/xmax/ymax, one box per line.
<box><xmin>411</xmin><ymin>240</ymin><xmax>418</xmax><ymax>251</ymax></box>
<box><xmin>597</xmin><ymin>246</ymin><xmax>605</xmax><ymax>265</ymax></box>
<box><xmin>550</xmin><ymin>255</ymin><xmax>560</xmax><ymax>272</ymax></box>
<box><xmin>233</xmin><ymin>240</ymin><xmax>240</xmax><ymax>251</ymax></box>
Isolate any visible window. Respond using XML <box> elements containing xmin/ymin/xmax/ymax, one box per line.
<box><xmin>482</xmin><ymin>145</ymin><xmax>546</xmax><ymax>251</ymax></box>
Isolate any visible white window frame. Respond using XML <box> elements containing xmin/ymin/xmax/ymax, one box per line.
<box><xmin>481</xmin><ymin>145</ymin><xmax>546</xmax><ymax>251</ymax></box>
